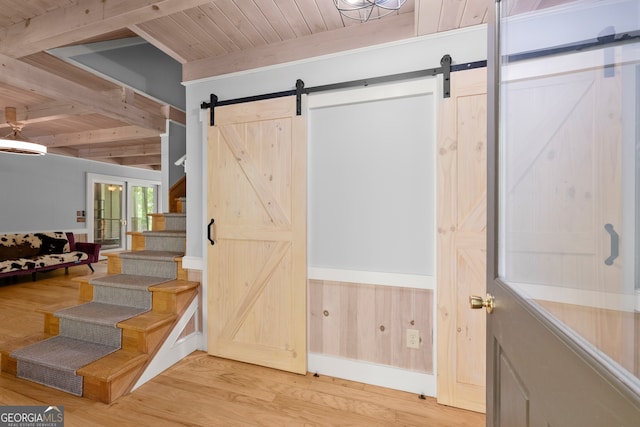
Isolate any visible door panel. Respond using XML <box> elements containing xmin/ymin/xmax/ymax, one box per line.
<box><xmin>488</xmin><ymin>281</ymin><xmax>640</xmax><ymax>426</ymax></box>
<box><xmin>206</xmin><ymin>96</ymin><xmax>307</xmax><ymax>374</ymax></box>
<box><xmin>437</xmin><ymin>67</ymin><xmax>487</xmax><ymax>412</ymax></box>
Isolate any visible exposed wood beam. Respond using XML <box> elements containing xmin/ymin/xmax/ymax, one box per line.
<box><xmin>78</xmin><ymin>142</ymin><xmax>161</xmax><ymax>158</ymax></box>
<box><xmin>129</xmin><ymin>24</ymin><xmax>188</xmax><ymax>64</ymax></box>
<box><xmin>30</xmin><ymin>126</ymin><xmax>160</xmax><ymax>147</ymax></box>
<box><xmin>0</xmin><ymin>101</ymin><xmax>88</xmax><ymax>129</ymax></box>
<box><xmin>0</xmin><ymin>0</ymin><xmax>212</xmax><ymax>58</ymax></box>
<box><xmin>162</xmin><ymin>105</ymin><xmax>186</xmax><ymax>125</ymax></box>
<box><xmin>0</xmin><ymin>53</ymin><xmax>166</xmax><ymax>131</ymax></box>
<box><xmin>120</xmin><ymin>155</ymin><xmax>162</xmax><ymax>166</ymax></box>
<box><xmin>183</xmin><ymin>13</ymin><xmax>415</xmax><ymax>81</ymax></box>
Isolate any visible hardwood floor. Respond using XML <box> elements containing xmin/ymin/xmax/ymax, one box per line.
<box><xmin>0</xmin><ymin>263</ymin><xmax>485</xmax><ymax>426</ymax></box>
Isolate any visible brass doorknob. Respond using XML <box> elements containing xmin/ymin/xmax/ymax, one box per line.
<box><xmin>469</xmin><ymin>293</ymin><xmax>495</xmax><ymax>314</ymax></box>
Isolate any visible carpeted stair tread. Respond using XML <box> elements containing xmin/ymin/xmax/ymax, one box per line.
<box><xmin>11</xmin><ymin>336</ymin><xmax>118</xmax><ymax>373</ymax></box>
<box><xmin>89</xmin><ymin>274</ymin><xmax>171</xmax><ymax>291</ymax></box>
<box><xmin>55</xmin><ymin>302</ymin><xmax>148</xmax><ymax>326</ymax></box>
<box><xmin>118</xmin><ymin>250</ymin><xmax>184</xmax><ymax>261</ymax></box>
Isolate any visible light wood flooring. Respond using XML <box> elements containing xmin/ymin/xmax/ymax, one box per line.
<box><xmin>0</xmin><ymin>263</ymin><xmax>485</xmax><ymax>426</ymax></box>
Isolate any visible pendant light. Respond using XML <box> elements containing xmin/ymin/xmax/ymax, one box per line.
<box><xmin>334</xmin><ymin>0</ymin><xmax>407</xmax><ymax>22</ymax></box>
<box><xmin>0</xmin><ymin>107</ymin><xmax>47</xmax><ymax>156</ymax></box>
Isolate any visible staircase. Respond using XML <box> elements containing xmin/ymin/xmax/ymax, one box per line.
<box><xmin>1</xmin><ymin>210</ymin><xmax>200</xmax><ymax>403</ymax></box>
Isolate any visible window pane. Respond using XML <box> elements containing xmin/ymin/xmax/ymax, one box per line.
<box><xmin>498</xmin><ymin>0</ymin><xmax>640</xmax><ymax>384</ymax></box>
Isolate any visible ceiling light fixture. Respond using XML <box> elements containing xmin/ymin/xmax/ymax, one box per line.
<box><xmin>334</xmin><ymin>0</ymin><xmax>407</xmax><ymax>22</ymax></box>
<box><xmin>0</xmin><ymin>107</ymin><xmax>47</xmax><ymax>156</ymax></box>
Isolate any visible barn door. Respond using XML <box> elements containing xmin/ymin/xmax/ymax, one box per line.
<box><xmin>206</xmin><ymin>96</ymin><xmax>307</xmax><ymax>374</ymax></box>
<box><xmin>437</xmin><ymin>67</ymin><xmax>488</xmax><ymax>413</ymax></box>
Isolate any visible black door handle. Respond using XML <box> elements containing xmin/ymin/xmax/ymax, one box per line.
<box><xmin>604</xmin><ymin>223</ymin><xmax>618</xmax><ymax>266</ymax></box>
<box><xmin>207</xmin><ymin>218</ymin><xmax>215</xmax><ymax>246</ymax></box>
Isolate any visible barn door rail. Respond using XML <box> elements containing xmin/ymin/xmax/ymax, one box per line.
<box><xmin>201</xmin><ymin>54</ymin><xmax>487</xmax><ymax>124</ymax></box>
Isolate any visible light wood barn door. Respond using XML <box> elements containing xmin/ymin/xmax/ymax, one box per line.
<box><xmin>503</xmin><ymin>67</ymin><xmax>622</xmax><ymax>297</ymax></box>
<box><xmin>437</xmin><ymin>67</ymin><xmax>487</xmax><ymax>413</ymax></box>
<box><xmin>206</xmin><ymin>96</ymin><xmax>307</xmax><ymax>374</ymax></box>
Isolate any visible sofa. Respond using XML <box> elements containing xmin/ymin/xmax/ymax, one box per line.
<box><xmin>0</xmin><ymin>232</ymin><xmax>101</xmax><ymax>281</ymax></box>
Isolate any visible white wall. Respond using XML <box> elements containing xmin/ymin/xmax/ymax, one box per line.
<box><xmin>0</xmin><ymin>153</ymin><xmax>160</xmax><ymax>233</ymax></box>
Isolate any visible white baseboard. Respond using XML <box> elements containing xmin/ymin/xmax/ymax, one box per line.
<box><xmin>308</xmin><ymin>267</ymin><xmax>435</xmax><ymax>290</ymax></box>
<box><xmin>181</xmin><ymin>256</ymin><xmax>203</xmax><ymax>270</ymax></box>
<box><xmin>308</xmin><ymin>353</ymin><xmax>436</xmax><ymax>397</ymax></box>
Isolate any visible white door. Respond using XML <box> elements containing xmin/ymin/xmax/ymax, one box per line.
<box><xmin>486</xmin><ymin>1</ymin><xmax>640</xmax><ymax>424</ymax></box>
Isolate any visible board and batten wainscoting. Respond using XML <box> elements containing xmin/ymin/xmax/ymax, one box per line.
<box><xmin>308</xmin><ymin>268</ymin><xmax>436</xmax><ymax>397</ymax></box>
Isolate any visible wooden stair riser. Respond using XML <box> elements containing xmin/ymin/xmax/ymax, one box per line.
<box><xmin>79</xmin><ymin>351</ymin><xmax>148</xmax><ymax>404</ymax></box>
<box><xmin>1</xmin><ymin>354</ymin><xmax>16</xmax><ymax>376</ymax></box>
<box><xmin>148</xmin><ymin>213</ymin><xmax>166</xmax><ymax>231</ymax></box>
<box><xmin>151</xmin><ymin>286</ymin><xmax>198</xmax><ymax>314</ymax></box>
<box><xmin>42</xmin><ymin>313</ymin><xmax>60</xmax><ymax>336</ymax></box>
<box><xmin>119</xmin><ymin>314</ymin><xmax>177</xmax><ymax>353</ymax></box>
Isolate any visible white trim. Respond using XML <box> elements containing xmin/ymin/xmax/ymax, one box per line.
<box><xmin>48</xmin><ymin>37</ymin><xmax>148</xmax><ymax>57</ymax></box>
<box><xmin>636</xmin><ymin>289</ymin><xmax>640</xmax><ymax>312</ymax></box>
<box><xmin>308</xmin><ymin>353</ymin><xmax>436</xmax><ymax>397</ymax></box>
<box><xmin>308</xmin><ymin>267</ymin><xmax>435</xmax><ymax>290</ymax></box>
<box><xmin>181</xmin><ymin>256</ymin><xmax>203</xmax><ymax>271</ymax></box>
<box><xmin>307</xmin><ymin>78</ymin><xmax>438</xmax><ymax>108</ymax></box>
<box><xmin>132</xmin><ymin>297</ymin><xmax>202</xmax><ymax>390</ymax></box>
<box><xmin>511</xmin><ymin>282</ymin><xmax>637</xmax><ymax>313</ymax></box>
<box><xmin>182</xmin><ymin>25</ymin><xmax>487</xmax><ymax>86</ymax></box>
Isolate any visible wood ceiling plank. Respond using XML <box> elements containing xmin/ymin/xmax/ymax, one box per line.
<box><xmin>292</xmin><ymin>0</ymin><xmax>327</xmax><ymax>33</ymax></box>
<box><xmin>415</xmin><ymin>0</ymin><xmax>443</xmax><ymax>35</ymax></box>
<box><xmin>438</xmin><ymin>0</ymin><xmax>467</xmax><ymax>32</ymax></box>
<box><xmin>273</xmin><ymin>0</ymin><xmax>312</xmax><ymax>38</ymax></box>
<box><xmin>164</xmin><ymin>14</ymin><xmax>217</xmax><ymax>59</ymax></box>
<box><xmin>187</xmin><ymin>5</ymin><xmax>243</xmax><ymax>53</ymax></box>
<box><xmin>200</xmin><ymin>2</ymin><xmax>254</xmax><ymax>50</ymax></box>
<box><xmin>313</xmin><ymin>0</ymin><xmax>345</xmax><ymax>31</ymax></box>
<box><xmin>0</xmin><ymin>0</ymin><xmax>212</xmax><ymax>58</ymax></box>
<box><xmin>214</xmin><ymin>0</ymin><xmax>269</xmax><ymax>47</ymax></box>
<box><xmin>184</xmin><ymin>12</ymin><xmax>414</xmax><ymax>81</ymax></box>
<box><xmin>252</xmin><ymin>0</ymin><xmax>297</xmax><ymax>40</ymax></box>
<box><xmin>180</xmin><ymin>8</ymin><xmax>230</xmax><ymax>56</ymax></box>
<box><xmin>460</xmin><ymin>0</ymin><xmax>489</xmax><ymax>27</ymax></box>
<box><xmin>235</xmin><ymin>0</ymin><xmax>282</xmax><ymax>44</ymax></box>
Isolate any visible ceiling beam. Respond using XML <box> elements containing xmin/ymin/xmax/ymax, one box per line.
<box><xmin>0</xmin><ymin>0</ymin><xmax>212</xmax><ymax>58</ymax></box>
<box><xmin>0</xmin><ymin>53</ymin><xmax>166</xmax><ymax>131</ymax></box>
<box><xmin>78</xmin><ymin>142</ymin><xmax>161</xmax><ymax>158</ymax></box>
<box><xmin>0</xmin><ymin>101</ymin><xmax>88</xmax><ymax>129</ymax></box>
<box><xmin>30</xmin><ymin>126</ymin><xmax>160</xmax><ymax>147</ymax></box>
<box><xmin>120</xmin><ymin>155</ymin><xmax>162</xmax><ymax>166</ymax></box>
<box><xmin>129</xmin><ymin>24</ymin><xmax>188</xmax><ymax>64</ymax></box>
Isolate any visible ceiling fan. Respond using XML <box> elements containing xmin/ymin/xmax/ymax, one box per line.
<box><xmin>0</xmin><ymin>106</ymin><xmax>47</xmax><ymax>155</ymax></box>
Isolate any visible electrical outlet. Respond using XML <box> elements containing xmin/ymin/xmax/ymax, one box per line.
<box><xmin>406</xmin><ymin>329</ymin><xmax>420</xmax><ymax>349</ymax></box>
